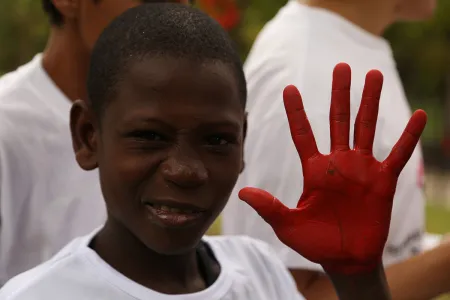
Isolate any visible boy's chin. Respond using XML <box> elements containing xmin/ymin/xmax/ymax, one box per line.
<box><xmin>149</xmin><ymin>240</ymin><xmax>204</xmax><ymax>256</ymax></box>
<box><xmin>142</xmin><ymin>227</ymin><xmax>208</xmax><ymax>256</ymax></box>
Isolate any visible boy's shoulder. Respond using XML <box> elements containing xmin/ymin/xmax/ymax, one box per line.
<box><xmin>0</xmin><ymin>255</ymin><xmax>71</xmax><ymax>299</ymax></box>
<box><xmin>0</xmin><ymin>235</ymin><xmax>302</xmax><ymax>300</ymax></box>
<box><xmin>0</xmin><ymin>238</ymin><xmax>87</xmax><ymax>300</ymax></box>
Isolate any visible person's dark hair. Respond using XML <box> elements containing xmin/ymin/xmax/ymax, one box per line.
<box><xmin>87</xmin><ymin>3</ymin><xmax>246</xmax><ymax>116</ymax></box>
<box><xmin>42</xmin><ymin>0</ymin><xmax>64</xmax><ymax>26</ymax></box>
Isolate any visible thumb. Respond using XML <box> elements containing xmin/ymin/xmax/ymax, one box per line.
<box><xmin>238</xmin><ymin>187</ymin><xmax>290</xmax><ymax>226</ymax></box>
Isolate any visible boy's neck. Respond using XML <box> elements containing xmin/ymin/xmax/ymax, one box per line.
<box><xmin>298</xmin><ymin>0</ymin><xmax>396</xmax><ymax>36</ymax></box>
<box><xmin>42</xmin><ymin>27</ymin><xmax>90</xmax><ymax>102</ymax></box>
<box><xmin>92</xmin><ymin>218</ymin><xmax>214</xmax><ymax>294</ymax></box>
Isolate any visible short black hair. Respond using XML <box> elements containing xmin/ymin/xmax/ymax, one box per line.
<box><xmin>87</xmin><ymin>3</ymin><xmax>246</xmax><ymax>116</ymax></box>
<box><xmin>42</xmin><ymin>0</ymin><xmax>64</xmax><ymax>26</ymax></box>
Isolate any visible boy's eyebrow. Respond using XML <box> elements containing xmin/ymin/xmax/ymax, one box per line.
<box><xmin>121</xmin><ymin>116</ymin><xmax>242</xmax><ymax>131</ymax></box>
<box><xmin>197</xmin><ymin>120</ymin><xmax>242</xmax><ymax>131</ymax></box>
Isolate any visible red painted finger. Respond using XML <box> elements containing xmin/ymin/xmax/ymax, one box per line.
<box><xmin>238</xmin><ymin>187</ymin><xmax>290</xmax><ymax>226</ymax></box>
<box><xmin>330</xmin><ymin>63</ymin><xmax>351</xmax><ymax>152</ymax></box>
<box><xmin>353</xmin><ymin>70</ymin><xmax>383</xmax><ymax>155</ymax></box>
<box><xmin>283</xmin><ymin>85</ymin><xmax>319</xmax><ymax>163</ymax></box>
<box><xmin>383</xmin><ymin>110</ymin><xmax>427</xmax><ymax>176</ymax></box>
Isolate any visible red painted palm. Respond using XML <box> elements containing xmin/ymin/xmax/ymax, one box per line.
<box><xmin>239</xmin><ymin>63</ymin><xmax>427</xmax><ymax>275</ymax></box>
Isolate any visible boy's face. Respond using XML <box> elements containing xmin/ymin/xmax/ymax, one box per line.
<box><xmin>71</xmin><ymin>57</ymin><xmax>245</xmax><ymax>254</ymax></box>
<box><xmin>53</xmin><ymin>0</ymin><xmax>190</xmax><ymax>51</ymax></box>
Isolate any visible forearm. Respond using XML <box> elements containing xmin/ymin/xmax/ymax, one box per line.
<box><xmin>292</xmin><ymin>242</ymin><xmax>450</xmax><ymax>300</ymax></box>
<box><xmin>327</xmin><ymin>263</ymin><xmax>391</xmax><ymax>300</ymax></box>
<box><xmin>385</xmin><ymin>242</ymin><xmax>450</xmax><ymax>300</ymax></box>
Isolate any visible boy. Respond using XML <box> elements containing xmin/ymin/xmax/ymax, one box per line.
<box><xmin>0</xmin><ymin>3</ymin><xmax>425</xmax><ymax>300</ymax></box>
<box><xmin>222</xmin><ymin>0</ymin><xmax>440</xmax><ymax>298</ymax></box>
<box><xmin>0</xmin><ymin>0</ymin><xmax>188</xmax><ymax>285</ymax></box>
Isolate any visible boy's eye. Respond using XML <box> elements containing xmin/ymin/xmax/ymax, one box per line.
<box><xmin>129</xmin><ymin>130</ymin><xmax>165</xmax><ymax>141</ymax></box>
<box><xmin>145</xmin><ymin>132</ymin><xmax>163</xmax><ymax>141</ymax></box>
<box><xmin>207</xmin><ymin>136</ymin><xmax>229</xmax><ymax>146</ymax></box>
<box><xmin>206</xmin><ymin>134</ymin><xmax>237</xmax><ymax>147</ymax></box>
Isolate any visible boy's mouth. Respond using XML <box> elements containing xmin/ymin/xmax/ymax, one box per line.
<box><xmin>144</xmin><ymin>199</ymin><xmax>207</xmax><ymax>228</ymax></box>
<box><xmin>148</xmin><ymin>203</ymin><xmax>196</xmax><ymax>214</ymax></box>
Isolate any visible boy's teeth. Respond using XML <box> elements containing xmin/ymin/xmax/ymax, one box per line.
<box><xmin>160</xmin><ymin>205</ymin><xmax>171</xmax><ymax>212</ymax></box>
<box><xmin>152</xmin><ymin>204</ymin><xmax>195</xmax><ymax>214</ymax></box>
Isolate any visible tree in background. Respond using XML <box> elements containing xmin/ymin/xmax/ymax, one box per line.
<box><xmin>0</xmin><ymin>0</ymin><xmax>48</xmax><ymax>75</ymax></box>
<box><xmin>383</xmin><ymin>0</ymin><xmax>450</xmax><ymax>167</ymax></box>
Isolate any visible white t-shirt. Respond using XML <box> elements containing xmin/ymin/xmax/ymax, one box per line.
<box><xmin>0</xmin><ymin>54</ymin><xmax>106</xmax><ymax>284</ymax></box>
<box><xmin>0</xmin><ymin>230</ymin><xmax>304</xmax><ymax>300</ymax></box>
<box><xmin>223</xmin><ymin>1</ymin><xmax>425</xmax><ymax>270</ymax></box>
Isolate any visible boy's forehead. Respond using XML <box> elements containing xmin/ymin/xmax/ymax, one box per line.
<box><xmin>102</xmin><ymin>56</ymin><xmax>243</xmax><ymax>126</ymax></box>
<box><xmin>122</xmin><ymin>56</ymin><xmax>240</xmax><ymax>99</ymax></box>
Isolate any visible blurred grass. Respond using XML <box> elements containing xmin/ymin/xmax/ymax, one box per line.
<box><xmin>427</xmin><ymin>204</ymin><xmax>450</xmax><ymax>300</ymax></box>
<box><xmin>207</xmin><ymin>203</ymin><xmax>450</xmax><ymax>299</ymax></box>
<box><xmin>427</xmin><ymin>204</ymin><xmax>450</xmax><ymax>234</ymax></box>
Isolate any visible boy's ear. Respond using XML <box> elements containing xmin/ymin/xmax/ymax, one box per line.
<box><xmin>240</xmin><ymin>112</ymin><xmax>248</xmax><ymax>174</ymax></box>
<box><xmin>70</xmin><ymin>100</ymin><xmax>99</xmax><ymax>171</ymax></box>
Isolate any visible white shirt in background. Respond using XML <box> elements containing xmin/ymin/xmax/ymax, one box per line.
<box><xmin>0</xmin><ymin>231</ymin><xmax>304</xmax><ymax>300</ymax></box>
<box><xmin>223</xmin><ymin>1</ymin><xmax>425</xmax><ymax>270</ymax></box>
<box><xmin>0</xmin><ymin>54</ymin><xmax>106</xmax><ymax>285</ymax></box>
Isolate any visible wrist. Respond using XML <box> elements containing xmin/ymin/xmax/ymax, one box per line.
<box><xmin>322</xmin><ymin>259</ymin><xmax>381</xmax><ymax>276</ymax></box>
<box><xmin>326</xmin><ymin>263</ymin><xmax>391</xmax><ymax>300</ymax></box>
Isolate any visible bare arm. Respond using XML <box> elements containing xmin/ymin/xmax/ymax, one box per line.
<box><xmin>291</xmin><ymin>242</ymin><xmax>450</xmax><ymax>300</ymax></box>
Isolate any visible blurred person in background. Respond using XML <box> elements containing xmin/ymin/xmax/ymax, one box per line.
<box><xmin>0</xmin><ymin>0</ymin><xmax>189</xmax><ymax>286</ymax></box>
<box><xmin>222</xmin><ymin>0</ymin><xmax>450</xmax><ymax>299</ymax></box>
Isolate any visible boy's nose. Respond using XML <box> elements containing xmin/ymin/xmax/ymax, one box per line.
<box><xmin>161</xmin><ymin>152</ymin><xmax>208</xmax><ymax>189</ymax></box>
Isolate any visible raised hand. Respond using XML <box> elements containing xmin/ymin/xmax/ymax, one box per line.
<box><xmin>239</xmin><ymin>63</ymin><xmax>427</xmax><ymax>275</ymax></box>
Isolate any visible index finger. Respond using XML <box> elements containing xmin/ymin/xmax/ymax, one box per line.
<box><xmin>283</xmin><ymin>85</ymin><xmax>319</xmax><ymax>163</ymax></box>
<box><xmin>383</xmin><ymin>110</ymin><xmax>427</xmax><ymax>176</ymax></box>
